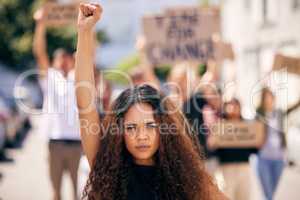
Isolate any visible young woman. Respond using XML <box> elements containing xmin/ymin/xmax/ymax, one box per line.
<box><xmin>214</xmin><ymin>99</ymin><xmax>257</xmax><ymax>200</ymax></box>
<box><xmin>256</xmin><ymin>88</ymin><xmax>286</xmax><ymax>200</ymax></box>
<box><xmin>75</xmin><ymin>3</ymin><xmax>227</xmax><ymax>200</ymax></box>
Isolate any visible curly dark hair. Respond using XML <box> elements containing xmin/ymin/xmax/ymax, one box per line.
<box><xmin>82</xmin><ymin>84</ymin><xmax>222</xmax><ymax>200</ymax></box>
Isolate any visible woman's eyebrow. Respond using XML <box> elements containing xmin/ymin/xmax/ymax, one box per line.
<box><xmin>124</xmin><ymin>123</ymin><xmax>137</xmax><ymax>127</ymax></box>
<box><xmin>124</xmin><ymin>120</ymin><xmax>156</xmax><ymax>126</ymax></box>
<box><xmin>146</xmin><ymin>121</ymin><xmax>157</xmax><ymax>125</ymax></box>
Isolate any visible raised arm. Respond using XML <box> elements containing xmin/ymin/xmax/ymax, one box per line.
<box><xmin>33</xmin><ymin>8</ymin><xmax>50</xmax><ymax>78</ymax></box>
<box><xmin>75</xmin><ymin>3</ymin><xmax>103</xmax><ymax>167</ymax></box>
<box><xmin>135</xmin><ymin>35</ymin><xmax>160</xmax><ymax>90</ymax></box>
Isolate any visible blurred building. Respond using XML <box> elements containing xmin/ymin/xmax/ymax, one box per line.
<box><xmin>221</xmin><ymin>0</ymin><xmax>300</xmax><ymax>117</ymax></box>
<box><xmin>221</xmin><ymin>0</ymin><xmax>300</xmax><ymax>166</ymax></box>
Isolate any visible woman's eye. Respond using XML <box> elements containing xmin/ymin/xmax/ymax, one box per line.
<box><xmin>125</xmin><ymin>126</ymin><xmax>136</xmax><ymax>132</ymax></box>
<box><xmin>146</xmin><ymin>123</ymin><xmax>158</xmax><ymax>129</ymax></box>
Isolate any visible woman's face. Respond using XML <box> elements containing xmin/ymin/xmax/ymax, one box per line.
<box><xmin>123</xmin><ymin>103</ymin><xmax>160</xmax><ymax>166</ymax></box>
<box><xmin>225</xmin><ymin>101</ymin><xmax>241</xmax><ymax>119</ymax></box>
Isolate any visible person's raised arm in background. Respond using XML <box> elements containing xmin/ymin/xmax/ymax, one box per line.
<box><xmin>33</xmin><ymin>8</ymin><xmax>50</xmax><ymax>78</ymax></box>
<box><xmin>135</xmin><ymin>35</ymin><xmax>160</xmax><ymax>90</ymax></box>
<box><xmin>75</xmin><ymin>3</ymin><xmax>103</xmax><ymax>167</ymax></box>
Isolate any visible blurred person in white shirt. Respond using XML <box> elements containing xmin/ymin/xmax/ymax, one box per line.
<box><xmin>33</xmin><ymin>8</ymin><xmax>81</xmax><ymax>200</ymax></box>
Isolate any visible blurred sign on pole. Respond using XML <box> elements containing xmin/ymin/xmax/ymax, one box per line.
<box><xmin>273</xmin><ymin>54</ymin><xmax>300</xmax><ymax>75</ymax></box>
<box><xmin>44</xmin><ymin>2</ymin><xmax>79</xmax><ymax>27</ymax></box>
<box><xmin>142</xmin><ymin>6</ymin><xmax>234</xmax><ymax>66</ymax></box>
<box><xmin>210</xmin><ymin>121</ymin><xmax>265</xmax><ymax>148</ymax></box>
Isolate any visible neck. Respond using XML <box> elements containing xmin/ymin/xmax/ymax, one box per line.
<box><xmin>54</xmin><ymin>67</ymin><xmax>69</xmax><ymax>77</ymax></box>
<box><xmin>134</xmin><ymin>158</ymin><xmax>155</xmax><ymax>166</ymax></box>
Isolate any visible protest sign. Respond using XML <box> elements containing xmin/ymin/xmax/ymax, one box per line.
<box><xmin>210</xmin><ymin>121</ymin><xmax>265</xmax><ymax>148</ymax></box>
<box><xmin>273</xmin><ymin>54</ymin><xmax>300</xmax><ymax>75</ymax></box>
<box><xmin>142</xmin><ymin>6</ymin><xmax>221</xmax><ymax>66</ymax></box>
<box><xmin>44</xmin><ymin>2</ymin><xmax>79</xmax><ymax>27</ymax></box>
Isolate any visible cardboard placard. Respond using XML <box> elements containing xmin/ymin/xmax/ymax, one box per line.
<box><xmin>273</xmin><ymin>54</ymin><xmax>300</xmax><ymax>75</ymax></box>
<box><xmin>44</xmin><ymin>2</ymin><xmax>79</xmax><ymax>27</ymax></box>
<box><xmin>210</xmin><ymin>121</ymin><xmax>265</xmax><ymax>148</ymax></box>
<box><xmin>142</xmin><ymin>6</ymin><xmax>222</xmax><ymax>66</ymax></box>
<box><xmin>165</xmin><ymin>6</ymin><xmax>221</xmax><ymax>40</ymax></box>
<box><xmin>165</xmin><ymin>5</ymin><xmax>221</xmax><ymax>15</ymax></box>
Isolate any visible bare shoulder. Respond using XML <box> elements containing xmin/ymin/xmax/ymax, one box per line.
<box><xmin>208</xmin><ymin>183</ymin><xmax>229</xmax><ymax>200</ymax></box>
<box><xmin>195</xmin><ymin>180</ymin><xmax>229</xmax><ymax>200</ymax></box>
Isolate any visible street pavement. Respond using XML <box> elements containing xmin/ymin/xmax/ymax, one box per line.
<box><xmin>0</xmin><ymin>115</ymin><xmax>72</xmax><ymax>200</ymax></box>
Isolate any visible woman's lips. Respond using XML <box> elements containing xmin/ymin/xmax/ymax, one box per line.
<box><xmin>135</xmin><ymin>145</ymin><xmax>151</xmax><ymax>151</ymax></box>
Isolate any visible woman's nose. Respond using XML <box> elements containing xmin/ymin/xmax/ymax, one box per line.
<box><xmin>136</xmin><ymin>128</ymin><xmax>149</xmax><ymax>140</ymax></box>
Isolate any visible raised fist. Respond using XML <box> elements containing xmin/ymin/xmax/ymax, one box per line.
<box><xmin>78</xmin><ymin>3</ymin><xmax>103</xmax><ymax>31</ymax></box>
<box><xmin>33</xmin><ymin>7</ymin><xmax>46</xmax><ymax>24</ymax></box>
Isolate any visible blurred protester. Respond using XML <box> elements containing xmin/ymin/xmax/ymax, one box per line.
<box><xmin>181</xmin><ymin>62</ymin><xmax>211</xmax><ymax>153</ymax></box>
<box><xmin>94</xmin><ymin>68</ymin><xmax>112</xmax><ymax>119</ymax></box>
<box><xmin>183</xmin><ymin>91</ymin><xmax>208</xmax><ymax>158</ymax></box>
<box><xmin>182</xmin><ymin>63</ymin><xmax>212</xmax><ymax>157</ymax></box>
<box><xmin>133</xmin><ymin>35</ymin><xmax>160</xmax><ymax>90</ymax></box>
<box><xmin>167</xmin><ymin>62</ymin><xmax>198</xmax><ymax>108</ymax></box>
<box><xmin>202</xmin><ymin>84</ymin><xmax>223</xmax><ymax>175</ymax></box>
<box><xmin>256</xmin><ymin>87</ymin><xmax>286</xmax><ymax>200</ymax></box>
<box><xmin>129</xmin><ymin>65</ymin><xmax>160</xmax><ymax>90</ymax></box>
<box><xmin>33</xmin><ymin>8</ymin><xmax>81</xmax><ymax>200</ymax></box>
<box><xmin>214</xmin><ymin>98</ymin><xmax>257</xmax><ymax>200</ymax></box>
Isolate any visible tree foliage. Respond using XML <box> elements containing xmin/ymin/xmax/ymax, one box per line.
<box><xmin>0</xmin><ymin>0</ymin><xmax>108</xmax><ymax>71</ymax></box>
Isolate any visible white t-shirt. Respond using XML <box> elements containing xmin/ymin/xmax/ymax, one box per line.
<box><xmin>40</xmin><ymin>68</ymin><xmax>80</xmax><ymax>140</ymax></box>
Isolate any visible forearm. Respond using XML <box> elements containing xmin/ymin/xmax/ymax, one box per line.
<box><xmin>33</xmin><ymin>23</ymin><xmax>49</xmax><ymax>76</ymax></box>
<box><xmin>75</xmin><ymin>30</ymin><xmax>96</xmax><ymax>111</ymax></box>
<box><xmin>33</xmin><ymin>24</ymin><xmax>45</xmax><ymax>54</ymax></box>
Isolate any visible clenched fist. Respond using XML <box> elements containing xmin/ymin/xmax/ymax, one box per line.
<box><xmin>78</xmin><ymin>3</ymin><xmax>103</xmax><ymax>31</ymax></box>
<box><xmin>34</xmin><ymin>7</ymin><xmax>46</xmax><ymax>24</ymax></box>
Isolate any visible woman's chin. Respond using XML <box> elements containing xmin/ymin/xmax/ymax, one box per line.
<box><xmin>133</xmin><ymin>154</ymin><xmax>155</xmax><ymax>165</ymax></box>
